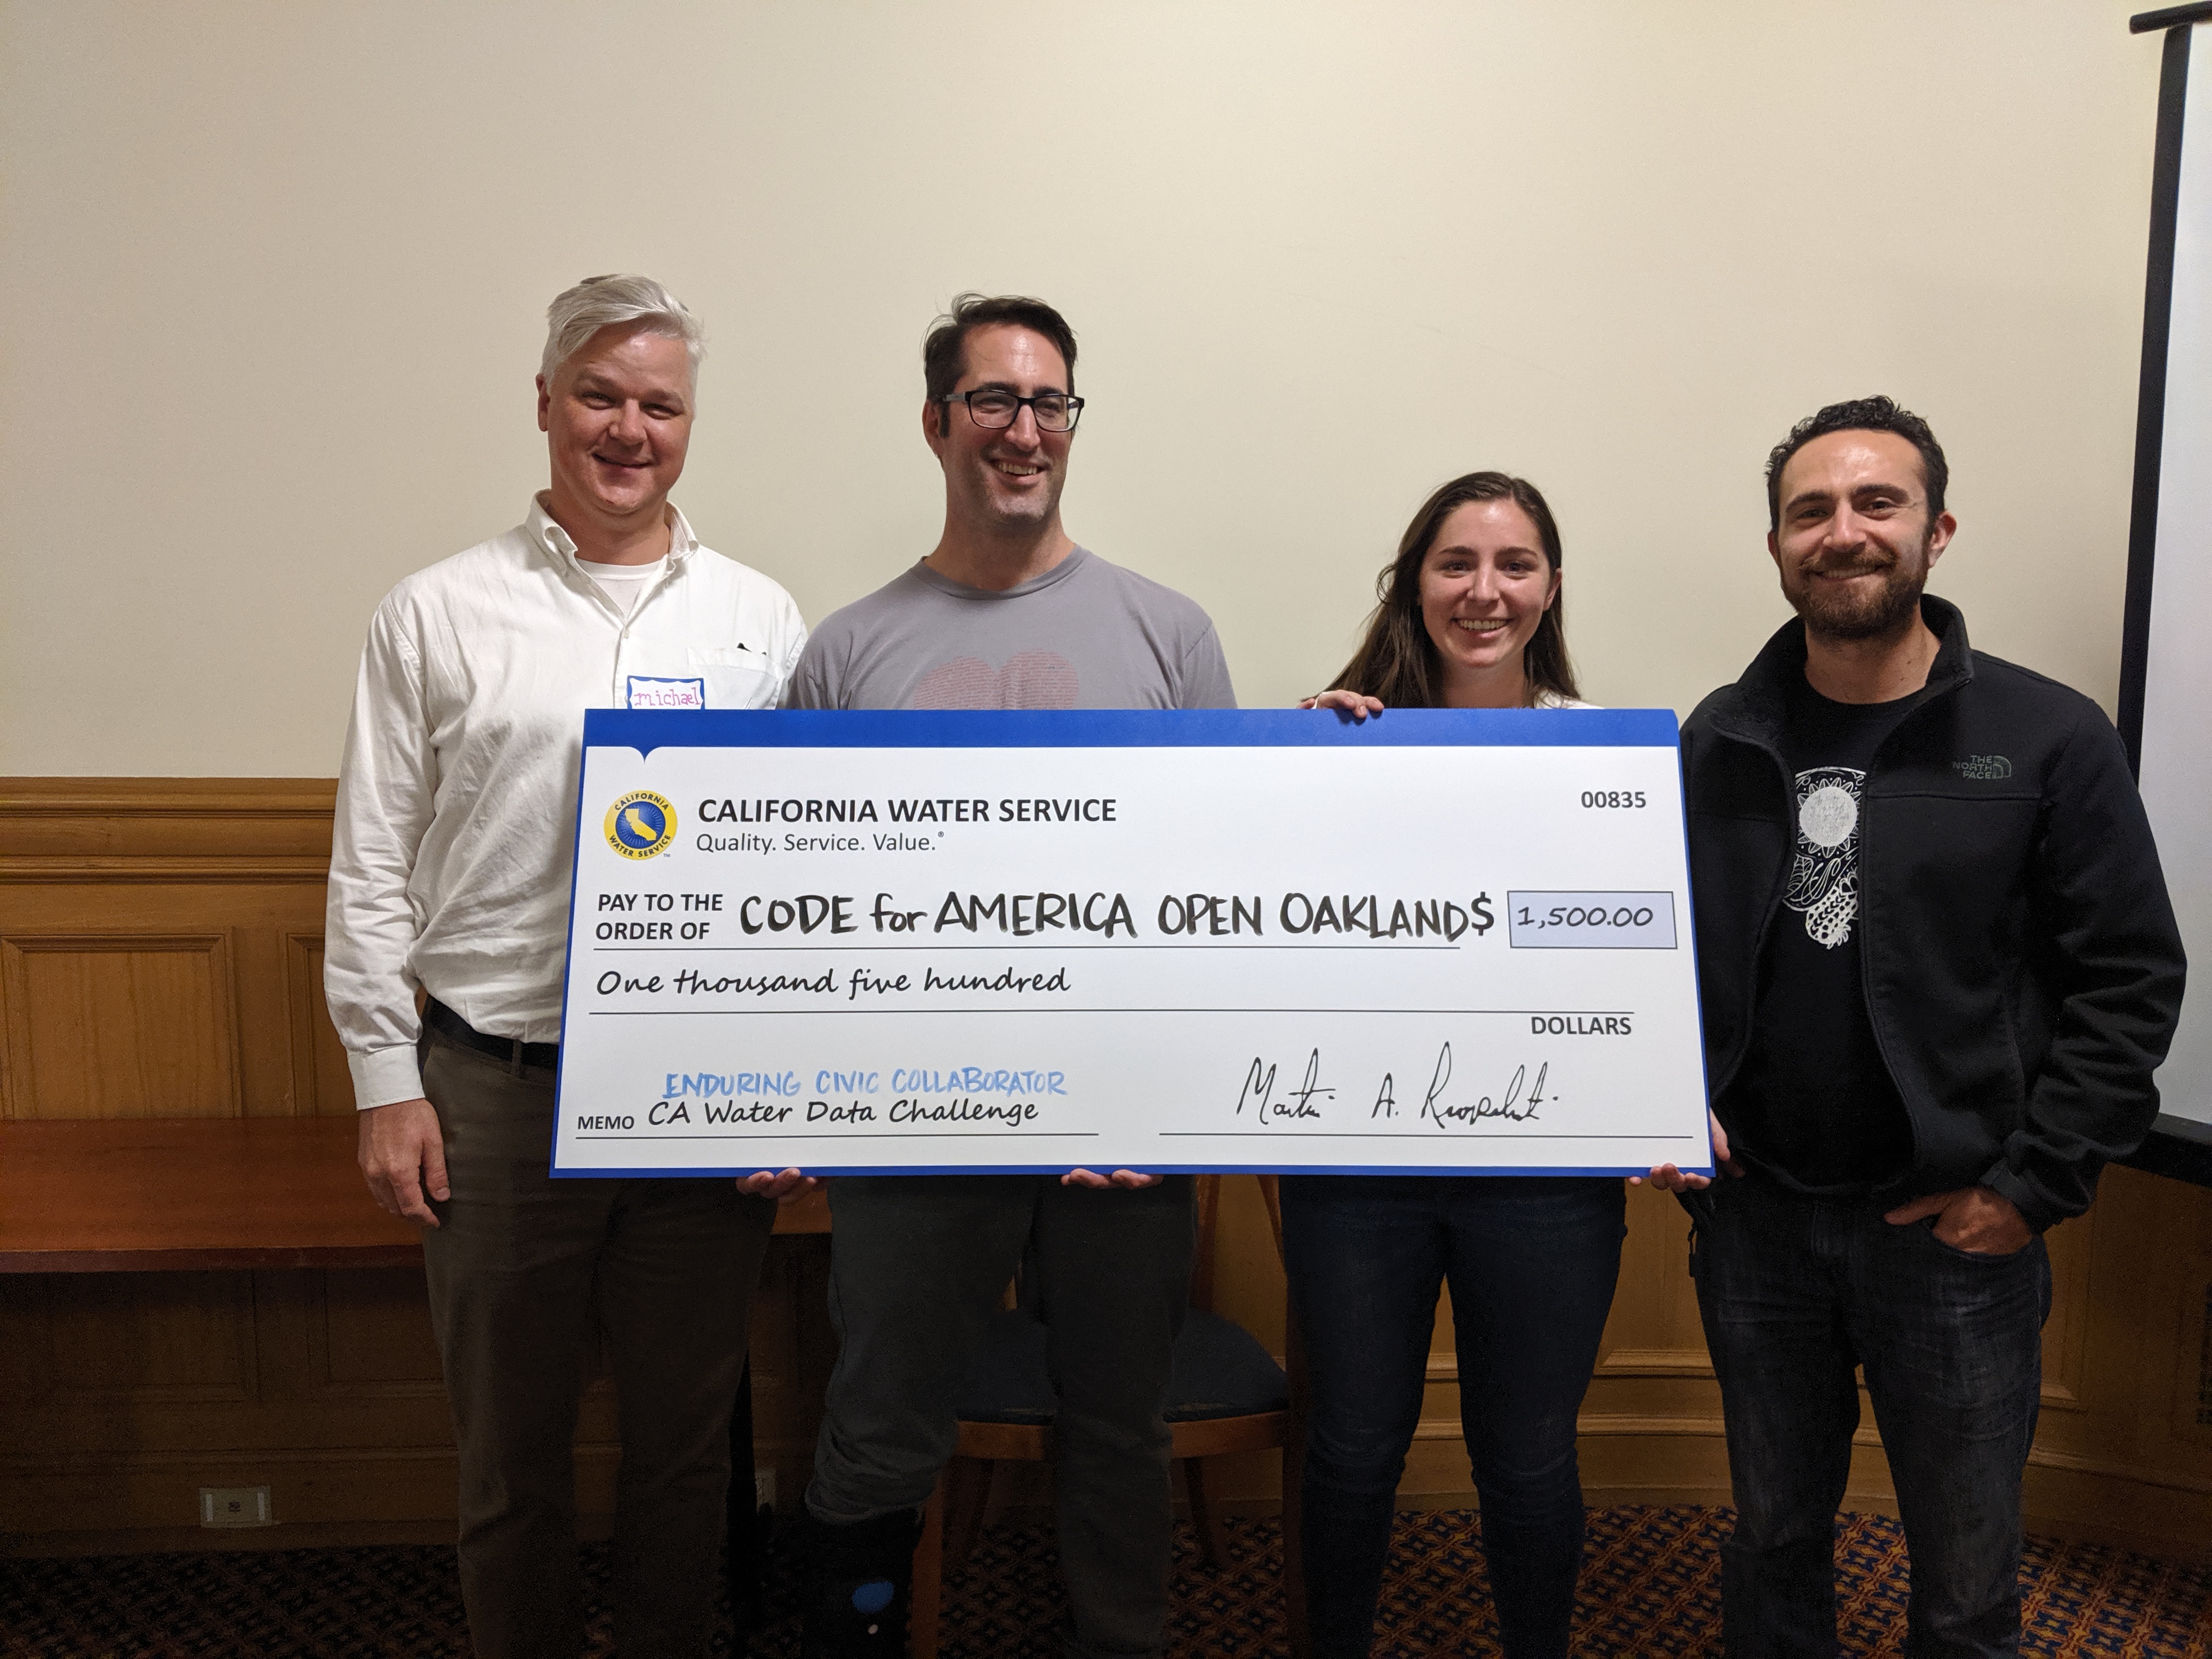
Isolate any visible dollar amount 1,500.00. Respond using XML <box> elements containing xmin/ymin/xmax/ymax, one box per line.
<box><xmin>1516</xmin><ymin>901</ymin><xmax>1656</xmax><ymax>930</ymax></box>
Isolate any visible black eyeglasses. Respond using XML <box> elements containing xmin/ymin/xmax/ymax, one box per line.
<box><xmin>938</xmin><ymin>388</ymin><xmax>1085</xmax><ymax>433</ymax></box>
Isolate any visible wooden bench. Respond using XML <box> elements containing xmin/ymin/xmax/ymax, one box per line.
<box><xmin>0</xmin><ymin>1115</ymin><xmax>828</xmax><ymax>1274</ymax></box>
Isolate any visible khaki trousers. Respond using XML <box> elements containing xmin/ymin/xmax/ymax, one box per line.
<box><xmin>421</xmin><ymin>1028</ymin><xmax>774</xmax><ymax>1658</ymax></box>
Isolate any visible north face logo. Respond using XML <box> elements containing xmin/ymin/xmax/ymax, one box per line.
<box><xmin>1951</xmin><ymin>755</ymin><xmax>2014</xmax><ymax>780</ymax></box>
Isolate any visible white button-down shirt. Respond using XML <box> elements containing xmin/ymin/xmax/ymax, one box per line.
<box><xmin>325</xmin><ymin>495</ymin><xmax>806</xmax><ymax>1109</ymax></box>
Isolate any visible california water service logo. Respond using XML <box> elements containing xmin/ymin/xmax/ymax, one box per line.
<box><xmin>605</xmin><ymin>791</ymin><xmax>676</xmax><ymax>860</ymax></box>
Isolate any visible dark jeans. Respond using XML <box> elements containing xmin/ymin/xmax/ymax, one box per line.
<box><xmin>806</xmin><ymin>1174</ymin><xmax>1195</xmax><ymax>1659</ymax></box>
<box><xmin>420</xmin><ymin>1028</ymin><xmax>775</xmax><ymax>1659</ymax></box>
<box><xmin>1689</xmin><ymin>1171</ymin><xmax>2052</xmax><ymax>1658</ymax></box>
<box><xmin>1280</xmin><ymin>1175</ymin><xmax>1627</xmax><ymax>1659</ymax></box>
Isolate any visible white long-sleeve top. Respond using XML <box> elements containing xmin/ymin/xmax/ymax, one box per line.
<box><xmin>325</xmin><ymin>495</ymin><xmax>806</xmax><ymax>1109</ymax></box>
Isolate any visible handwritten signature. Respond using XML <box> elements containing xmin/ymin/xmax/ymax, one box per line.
<box><xmin>1234</xmin><ymin>1043</ymin><xmax>1551</xmax><ymax>1131</ymax></box>
<box><xmin>1235</xmin><ymin>1050</ymin><xmax>1334</xmax><ymax>1126</ymax></box>
<box><xmin>1410</xmin><ymin>1043</ymin><xmax>1548</xmax><ymax>1129</ymax></box>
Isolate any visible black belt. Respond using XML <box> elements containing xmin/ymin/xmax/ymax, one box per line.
<box><xmin>426</xmin><ymin>997</ymin><xmax>560</xmax><ymax>1073</ymax></box>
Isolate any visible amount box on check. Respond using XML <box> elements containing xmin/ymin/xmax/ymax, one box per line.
<box><xmin>1507</xmin><ymin>891</ymin><xmax>1678</xmax><ymax>950</ymax></box>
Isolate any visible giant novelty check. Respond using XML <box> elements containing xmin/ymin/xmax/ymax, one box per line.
<box><xmin>551</xmin><ymin>708</ymin><xmax>1712</xmax><ymax>1177</ymax></box>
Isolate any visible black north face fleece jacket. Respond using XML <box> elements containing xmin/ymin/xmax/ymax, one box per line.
<box><xmin>1681</xmin><ymin>596</ymin><xmax>2186</xmax><ymax>1231</ymax></box>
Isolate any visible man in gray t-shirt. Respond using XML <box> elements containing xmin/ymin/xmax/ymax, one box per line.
<box><xmin>787</xmin><ymin>545</ymin><xmax>1233</xmax><ymax>713</ymax></box>
<box><xmin>777</xmin><ymin>295</ymin><xmax>1233</xmax><ymax>1659</ymax></box>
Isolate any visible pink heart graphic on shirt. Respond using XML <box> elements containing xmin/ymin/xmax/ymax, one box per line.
<box><xmin>911</xmin><ymin>651</ymin><xmax>1080</xmax><ymax>709</ymax></box>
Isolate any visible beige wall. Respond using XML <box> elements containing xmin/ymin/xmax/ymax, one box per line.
<box><xmin>0</xmin><ymin>1</ymin><xmax>2167</xmax><ymax>775</ymax></box>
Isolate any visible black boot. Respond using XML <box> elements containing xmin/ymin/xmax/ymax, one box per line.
<box><xmin>800</xmin><ymin>1508</ymin><xmax>923</xmax><ymax>1658</ymax></box>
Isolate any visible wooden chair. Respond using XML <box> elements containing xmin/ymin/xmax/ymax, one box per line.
<box><xmin>909</xmin><ymin>1173</ymin><xmax>1304</xmax><ymax>1659</ymax></box>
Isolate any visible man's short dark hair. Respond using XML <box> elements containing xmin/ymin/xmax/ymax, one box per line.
<box><xmin>923</xmin><ymin>294</ymin><xmax>1079</xmax><ymax>432</ymax></box>
<box><xmin>1765</xmin><ymin>395</ymin><xmax>1948</xmax><ymax>532</ymax></box>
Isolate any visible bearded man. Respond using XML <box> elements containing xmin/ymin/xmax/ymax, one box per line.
<box><xmin>1648</xmin><ymin>396</ymin><xmax>2184</xmax><ymax>1658</ymax></box>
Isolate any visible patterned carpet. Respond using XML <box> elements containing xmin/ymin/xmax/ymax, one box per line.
<box><xmin>3</xmin><ymin>1508</ymin><xmax>2207</xmax><ymax>1658</ymax></box>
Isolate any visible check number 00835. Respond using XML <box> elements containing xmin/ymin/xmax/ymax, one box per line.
<box><xmin>1579</xmin><ymin>789</ymin><xmax>1647</xmax><ymax>809</ymax></box>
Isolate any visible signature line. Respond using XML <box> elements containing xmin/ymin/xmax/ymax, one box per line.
<box><xmin>1154</xmin><ymin>1131</ymin><xmax>1694</xmax><ymax>1141</ymax></box>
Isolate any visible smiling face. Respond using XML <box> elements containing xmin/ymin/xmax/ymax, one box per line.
<box><xmin>1416</xmin><ymin>498</ymin><xmax>1561</xmax><ymax>707</ymax></box>
<box><xmin>537</xmin><ymin>324</ymin><xmax>694</xmax><ymax>534</ymax></box>
<box><xmin>924</xmin><ymin>323</ymin><xmax>1071</xmax><ymax>537</ymax></box>
<box><xmin>1769</xmin><ymin>430</ymin><xmax>1954</xmax><ymax>642</ymax></box>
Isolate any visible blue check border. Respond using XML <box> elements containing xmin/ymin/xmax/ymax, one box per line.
<box><xmin>583</xmin><ymin>705</ymin><xmax>1681</xmax><ymax>754</ymax></box>
<box><xmin>554</xmin><ymin>704</ymin><xmax>1705</xmax><ymax>1178</ymax></box>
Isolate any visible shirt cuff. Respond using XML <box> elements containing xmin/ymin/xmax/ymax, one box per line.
<box><xmin>348</xmin><ymin>1043</ymin><xmax>426</xmax><ymax>1110</ymax></box>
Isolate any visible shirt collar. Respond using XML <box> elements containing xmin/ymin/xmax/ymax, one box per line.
<box><xmin>526</xmin><ymin>492</ymin><xmax>697</xmax><ymax>571</ymax></box>
<box><xmin>1708</xmin><ymin>594</ymin><xmax>1974</xmax><ymax>752</ymax></box>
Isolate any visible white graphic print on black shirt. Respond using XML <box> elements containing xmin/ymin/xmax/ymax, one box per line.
<box><xmin>1785</xmin><ymin>766</ymin><xmax>1865</xmax><ymax>949</ymax></box>
<box><xmin>1734</xmin><ymin>680</ymin><xmax>1918</xmax><ymax>1192</ymax></box>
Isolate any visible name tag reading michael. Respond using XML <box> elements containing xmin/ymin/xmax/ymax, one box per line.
<box><xmin>551</xmin><ymin>708</ymin><xmax>1712</xmax><ymax>1178</ymax></box>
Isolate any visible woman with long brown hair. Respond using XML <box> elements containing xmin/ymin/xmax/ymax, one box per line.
<box><xmin>1285</xmin><ymin>471</ymin><xmax>1625</xmax><ymax>1659</ymax></box>
<box><xmin>1306</xmin><ymin>469</ymin><xmax>1582</xmax><ymax>714</ymax></box>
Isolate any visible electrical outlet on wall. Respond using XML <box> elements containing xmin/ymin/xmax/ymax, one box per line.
<box><xmin>199</xmin><ymin>1486</ymin><xmax>273</xmax><ymax>1528</ymax></box>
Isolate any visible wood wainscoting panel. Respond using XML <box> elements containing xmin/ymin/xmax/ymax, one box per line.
<box><xmin>2186</xmin><ymin>1229</ymin><xmax>2212</xmax><ymax>1442</ymax></box>
<box><xmin>0</xmin><ymin>1275</ymin><xmax>48</xmax><ymax>1399</ymax></box>
<box><xmin>4</xmin><ymin>1272</ymin><xmax>258</xmax><ymax>1411</ymax></box>
<box><xmin>0</xmin><ymin>779</ymin><xmax>337</xmax><ymax>877</ymax></box>
<box><xmin>283</xmin><ymin>933</ymin><xmax>357</xmax><ymax>1117</ymax></box>
<box><xmin>1</xmin><ymin>780</ymin><xmax>339</xmax><ymax>1121</ymax></box>
<box><xmin>2036</xmin><ymin>1209</ymin><xmax>2094</xmax><ymax>1413</ymax></box>
<box><xmin>2017</xmin><ymin>1166</ymin><xmax>2212</xmax><ymax>1556</ymax></box>
<box><xmin>307</xmin><ymin>1268</ymin><xmax>448</xmax><ymax>1397</ymax></box>
<box><xmin>0</xmin><ymin>935</ymin><xmax>240</xmax><ymax>1120</ymax></box>
<box><xmin>1591</xmin><ymin>1181</ymin><xmax>1709</xmax><ymax>1383</ymax></box>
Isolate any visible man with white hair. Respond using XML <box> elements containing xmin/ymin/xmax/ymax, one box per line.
<box><xmin>326</xmin><ymin>274</ymin><xmax>807</xmax><ymax>1658</ymax></box>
